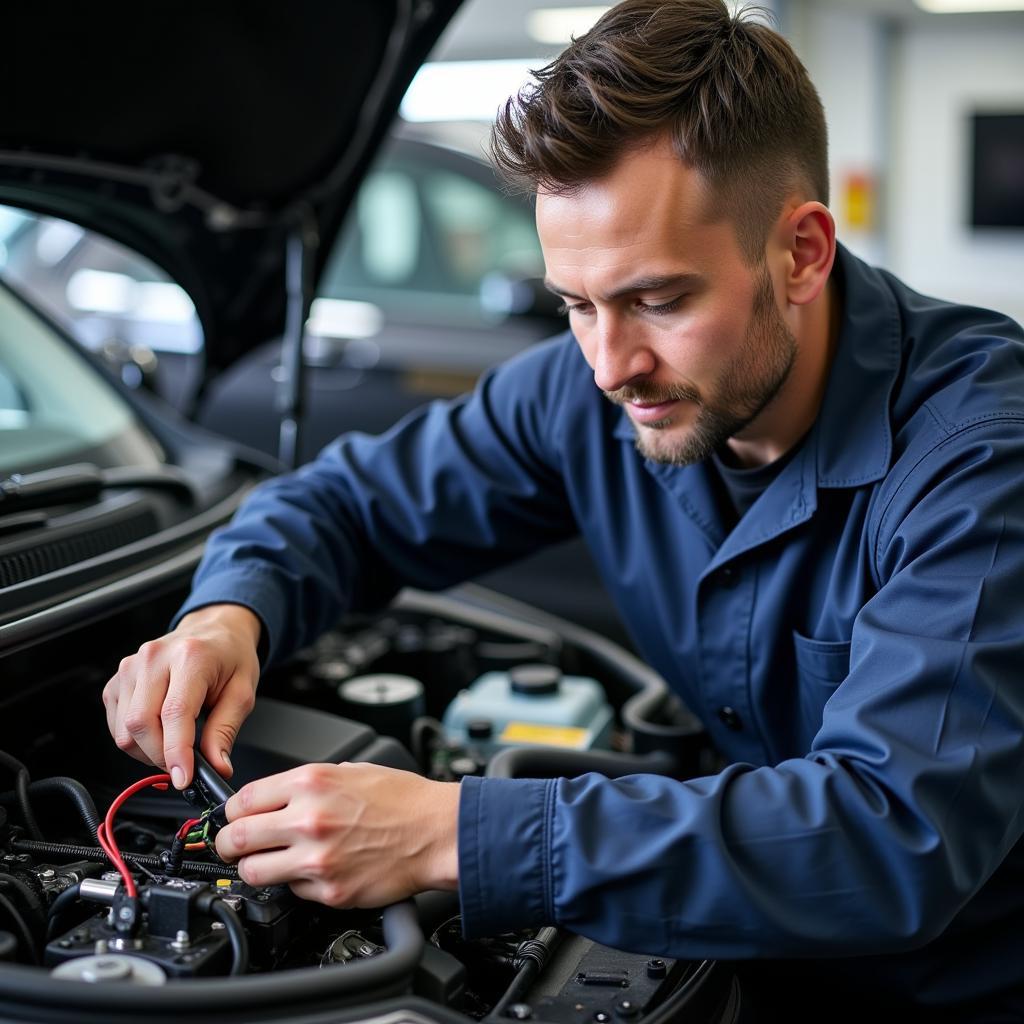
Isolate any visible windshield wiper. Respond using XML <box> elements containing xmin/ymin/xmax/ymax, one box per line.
<box><xmin>0</xmin><ymin>463</ymin><xmax>197</xmax><ymax>517</ymax></box>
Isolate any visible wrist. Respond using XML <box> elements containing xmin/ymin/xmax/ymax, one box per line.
<box><xmin>179</xmin><ymin>603</ymin><xmax>262</xmax><ymax>649</ymax></box>
<box><xmin>419</xmin><ymin>780</ymin><xmax>461</xmax><ymax>892</ymax></box>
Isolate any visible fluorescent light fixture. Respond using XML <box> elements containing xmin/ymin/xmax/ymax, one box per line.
<box><xmin>526</xmin><ymin>6</ymin><xmax>611</xmax><ymax>45</ymax></box>
<box><xmin>915</xmin><ymin>0</ymin><xmax>1024</xmax><ymax>9</ymax></box>
<box><xmin>401</xmin><ymin>60</ymin><xmax>539</xmax><ymax>122</ymax></box>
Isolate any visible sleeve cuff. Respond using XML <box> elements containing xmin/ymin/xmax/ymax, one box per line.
<box><xmin>458</xmin><ymin>775</ymin><xmax>557</xmax><ymax>938</ymax></box>
<box><xmin>171</xmin><ymin>567</ymin><xmax>288</xmax><ymax>666</ymax></box>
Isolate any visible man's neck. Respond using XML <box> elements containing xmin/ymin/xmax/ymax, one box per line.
<box><xmin>725</xmin><ymin>275</ymin><xmax>841</xmax><ymax>469</ymax></box>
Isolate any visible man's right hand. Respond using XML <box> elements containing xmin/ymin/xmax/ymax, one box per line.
<box><xmin>102</xmin><ymin>603</ymin><xmax>262</xmax><ymax>791</ymax></box>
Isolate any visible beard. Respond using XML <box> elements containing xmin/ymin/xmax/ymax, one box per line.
<box><xmin>604</xmin><ymin>266</ymin><xmax>797</xmax><ymax>466</ymax></box>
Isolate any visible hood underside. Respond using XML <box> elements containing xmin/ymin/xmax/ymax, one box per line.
<box><xmin>0</xmin><ymin>0</ymin><xmax>462</xmax><ymax>372</ymax></box>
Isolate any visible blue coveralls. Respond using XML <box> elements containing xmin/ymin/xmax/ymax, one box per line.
<box><xmin>177</xmin><ymin>245</ymin><xmax>1024</xmax><ymax>1016</ymax></box>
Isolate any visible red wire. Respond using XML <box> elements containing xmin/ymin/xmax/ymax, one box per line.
<box><xmin>96</xmin><ymin>773</ymin><xmax>170</xmax><ymax>898</ymax></box>
<box><xmin>177</xmin><ymin>817</ymin><xmax>203</xmax><ymax>840</ymax></box>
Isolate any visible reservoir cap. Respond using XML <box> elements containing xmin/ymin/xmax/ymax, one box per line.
<box><xmin>509</xmin><ymin>663</ymin><xmax>561</xmax><ymax>697</ymax></box>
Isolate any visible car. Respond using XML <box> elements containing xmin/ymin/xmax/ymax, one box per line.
<box><xmin>0</xmin><ymin>5</ymin><xmax>732</xmax><ymax>1023</ymax></box>
<box><xmin>0</xmin><ymin>126</ymin><xmax>631</xmax><ymax>649</ymax></box>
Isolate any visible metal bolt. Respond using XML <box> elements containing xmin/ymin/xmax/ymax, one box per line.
<box><xmin>507</xmin><ymin>1004</ymin><xmax>533</xmax><ymax>1020</ymax></box>
<box><xmin>594</xmin><ymin>1013</ymin><xmax>611</xmax><ymax>1023</ymax></box>
<box><xmin>170</xmin><ymin>930</ymin><xmax>190</xmax><ymax>952</ymax></box>
<box><xmin>646</xmin><ymin>958</ymin><xmax>667</xmax><ymax>979</ymax></box>
<box><xmin>614</xmin><ymin>1000</ymin><xmax>638</xmax><ymax>1019</ymax></box>
<box><xmin>117</xmin><ymin>905</ymin><xmax>134</xmax><ymax>921</ymax></box>
<box><xmin>211</xmin><ymin>921</ymin><xmax>225</xmax><ymax>930</ymax></box>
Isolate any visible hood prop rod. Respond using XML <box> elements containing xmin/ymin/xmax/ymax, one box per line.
<box><xmin>277</xmin><ymin>209</ymin><xmax>318</xmax><ymax>469</ymax></box>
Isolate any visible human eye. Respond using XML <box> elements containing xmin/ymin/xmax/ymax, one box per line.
<box><xmin>560</xmin><ymin>301</ymin><xmax>594</xmax><ymax>317</ymax></box>
<box><xmin>638</xmin><ymin>296</ymin><xmax>682</xmax><ymax>316</ymax></box>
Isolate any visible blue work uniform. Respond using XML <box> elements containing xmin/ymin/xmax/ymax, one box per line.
<box><xmin>176</xmin><ymin>244</ymin><xmax>1024</xmax><ymax>1017</ymax></box>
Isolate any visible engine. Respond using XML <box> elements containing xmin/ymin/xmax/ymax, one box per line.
<box><xmin>0</xmin><ymin>589</ymin><xmax>737</xmax><ymax>1024</ymax></box>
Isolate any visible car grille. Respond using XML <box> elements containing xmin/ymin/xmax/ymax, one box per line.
<box><xmin>0</xmin><ymin>511</ymin><xmax>159</xmax><ymax>588</ymax></box>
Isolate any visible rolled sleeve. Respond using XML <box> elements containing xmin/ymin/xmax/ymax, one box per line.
<box><xmin>458</xmin><ymin>776</ymin><xmax>556</xmax><ymax>937</ymax></box>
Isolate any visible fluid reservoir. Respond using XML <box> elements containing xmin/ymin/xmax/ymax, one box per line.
<box><xmin>442</xmin><ymin>664</ymin><xmax>613</xmax><ymax>753</ymax></box>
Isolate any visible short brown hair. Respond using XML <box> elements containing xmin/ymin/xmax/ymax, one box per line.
<box><xmin>491</xmin><ymin>0</ymin><xmax>828</xmax><ymax>262</ymax></box>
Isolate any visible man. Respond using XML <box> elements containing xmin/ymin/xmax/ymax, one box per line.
<box><xmin>103</xmin><ymin>0</ymin><xmax>1024</xmax><ymax>1017</ymax></box>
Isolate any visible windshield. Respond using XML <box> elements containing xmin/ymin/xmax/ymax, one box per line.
<box><xmin>0</xmin><ymin>282</ymin><xmax>164</xmax><ymax>475</ymax></box>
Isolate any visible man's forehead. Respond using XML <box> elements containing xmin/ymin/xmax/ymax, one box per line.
<box><xmin>535</xmin><ymin>145</ymin><xmax>718</xmax><ymax>254</ymax></box>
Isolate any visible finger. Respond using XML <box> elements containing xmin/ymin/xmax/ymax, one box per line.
<box><xmin>163</xmin><ymin>636</ymin><xmax>230</xmax><ymax>788</ymax></box>
<box><xmin>215</xmin><ymin>807</ymin><xmax>293</xmax><ymax>862</ymax></box>
<box><xmin>223</xmin><ymin>766</ymin><xmax>312</xmax><ymax>823</ymax></box>
<box><xmin>105</xmin><ymin>677</ymin><xmax>151</xmax><ymax>765</ymax></box>
<box><xmin>287</xmin><ymin>877</ymin><xmax>353</xmax><ymax>909</ymax></box>
<box><xmin>200</xmin><ymin>673</ymin><xmax>257</xmax><ymax>779</ymax></box>
<box><xmin>236</xmin><ymin>848</ymin><xmax>327</xmax><ymax>892</ymax></box>
<box><xmin>120</xmin><ymin>661</ymin><xmax>171</xmax><ymax>768</ymax></box>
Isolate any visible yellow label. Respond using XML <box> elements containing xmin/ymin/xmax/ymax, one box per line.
<box><xmin>499</xmin><ymin>722</ymin><xmax>589</xmax><ymax>749</ymax></box>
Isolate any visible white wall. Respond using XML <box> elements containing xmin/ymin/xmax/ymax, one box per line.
<box><xmin>789</xmin><ymin>3</ymin><xmax>889</xmax><ymax>267</ymax></box>
<box><xmin>889</xmin><ymin>23</ymin><xmax>1024</xmax><ymax>324</ymax></box>
<box><xmin>789</xmin><ymin>2</ymin><xmax>1024</xmax><ymax>325</ymax></box>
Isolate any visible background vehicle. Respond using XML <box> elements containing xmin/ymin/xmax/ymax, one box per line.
<box><xmin>0</xmin><ymin>128</ymin><xmax>630</xmax><ymax>648</ymax></box>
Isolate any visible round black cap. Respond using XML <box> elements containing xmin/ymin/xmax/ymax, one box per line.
<box><xmin>467</xmin><ymin>719</ymin><xmax>494</xmax><ymax>740</ymax></box>
<box><xmin>509</xmin><ymin>663</ymin><xmax>561</xmax><ymax>697</ymax></box>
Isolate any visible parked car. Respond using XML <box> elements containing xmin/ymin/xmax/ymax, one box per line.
<box><xmin>0</xmin><ymin>5</ymin><xmax>727</xmax><ymax>1022</ymax></box>
<box><xmin>0</xmin><ymin>126</ymin><xmax>629</xmax><ymax>647</ymax></box>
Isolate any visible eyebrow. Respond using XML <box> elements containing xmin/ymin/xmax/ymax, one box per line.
<box><xmin>543</xmin><ymin>273</ymin><xmax>704</xmax><ymax>303</ymax></box>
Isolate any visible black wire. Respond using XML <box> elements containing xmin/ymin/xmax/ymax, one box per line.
<box><xmin>0</xmin><ymin>891</ymin><xmax>38</xmax><ymax>965</ymax></box>
<box><xmin>14</xmin><ymin>771</ymin><xmax>43</xmax><ymax>841</ymax></box>
<box><xmin>0</xmin><ymin>873</ymin><xmax>44</xmax><ymax>945</ymax></box>
<box><xmin>0</xmin><ymin>752</ymin><xmax>43</xmax><ymax>842</ymax></box>
<box><xmin>11</xmin><ymin>839</ymin><xmax>239</xmax><ymax>880</ymax></box>
<box><xmin>0</xmin><ymin>873</ymin><xmax>46</xmax><ymax>957</ymax></box>
<box><xmin>45</xmin><ymin>883</ymin><xmax>82</xmax><ymax>943</ymax></box>
<box><xmin>209</xmin><ymin>899</ymin><xmax>248</xmax><ymax>976</ymax></box>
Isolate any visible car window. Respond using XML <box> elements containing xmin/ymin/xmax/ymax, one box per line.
<box><xmin>0</xmin><ymin>284</ymin><xmax>162</xmax><ymax>474</ymax></box>
<box><xmin>0</xmin><ymin>205</ymin><xmax>204</xmax><ymax>411</ymax></box>
<box><xmin>319</xmin><ymin>141</ymin><xmax>544</xmax><ymax>325</ymax></box>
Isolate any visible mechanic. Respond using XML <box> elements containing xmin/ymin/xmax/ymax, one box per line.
<box><xmin>103</xmin><ymin>0</ymin><xmax>1024</xmax><ymax>1018</ymax></box>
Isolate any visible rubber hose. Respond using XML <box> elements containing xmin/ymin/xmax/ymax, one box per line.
<box><xmin>0</xmin><ymin>778</ymin><xmax>101</xmax><ymax>838</ymax></box>
<box><xmin>0</xmin><ymin>873</ymin><xmax>45</xmax><ymax>949</ymax></box>
<box><xmin>486</xmin><ymin>745</ymin><xmax>678</xmax><ymax>780</ymax></box>
<box><xmin>0</xmin><ymin>891</ymin><xmax>38</xmax><ymax>965</ymax></box>
<box><xmin>45</xmin><ymin>883</ymin><xmax>82</xmax><ymax>943</ymax></box>
<box><xmin>0</xmin><ymin>753</ymin><xmax>43</xmax><ymax>842</ymax></box>
<box><xmin>209</xmin><ymin>898</ymin><xmax>248</xmax><ymax>976</ymax></box>
<box><xmin>0</xmin><ymin>898</ymin><xmax>423</xmax><ymax>1015</ymax></box>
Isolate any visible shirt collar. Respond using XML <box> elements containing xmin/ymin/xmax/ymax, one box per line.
<box><xmin>813</xmin><ymin>242</ymin><xmax>900</xmax><ymax>488</ymax></box>
<box><xmin>611</xmin><ymin>243</ymin><xmax>901</xmax><ymax>491</ymax></box>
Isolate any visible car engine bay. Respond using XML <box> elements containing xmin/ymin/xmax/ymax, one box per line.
<box><xmin>0</xmin><ymin>587</ymin><xmax>738</xmax><ymax>1024</ymax></box>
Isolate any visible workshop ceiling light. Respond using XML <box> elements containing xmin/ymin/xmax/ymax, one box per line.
<box><xmin>526</xmin><ymin>6</ymin><xmax>611</xmax><ymax>45</ymax></box>
<box><xmin>915</xmin><ymin>0</ymin><xmax>1024</xmax><ymax>10</ymax></box>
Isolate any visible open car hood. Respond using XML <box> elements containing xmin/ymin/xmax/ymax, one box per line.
<box><xmin>0</xmin><ymin>0</ymin><xmax>462</xmax><ymax>374</ymax></box>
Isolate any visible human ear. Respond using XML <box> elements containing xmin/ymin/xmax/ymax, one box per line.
<box><xmin>777</xmin><ymin>201</ymin><xmax>836</xmax><ymax>306</ymax></box>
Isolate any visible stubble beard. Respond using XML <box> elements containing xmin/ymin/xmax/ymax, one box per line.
<box><xmin>604</xmin><ymin>268</ymin><xmax>798</xmax><ymax>466</ymax></box>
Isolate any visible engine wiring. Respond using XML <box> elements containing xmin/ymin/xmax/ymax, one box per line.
<box><xmin>95</xmin><ymin>773</ymin><xmax>170</xmax><ymax>898</ymax></box>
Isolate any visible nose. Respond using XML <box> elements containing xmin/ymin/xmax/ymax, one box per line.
<box><xmin>588</xmin><ymin>314</ymin><xmax>656</xmax><ymax>393</ymax></box>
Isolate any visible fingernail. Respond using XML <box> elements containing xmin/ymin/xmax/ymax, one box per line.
<box><xmin>221</xmin><ymin>750</ymin><xmax>232</xmax><ymax>771</ymax></box>
<box><xmin>171</xmin><ymin>766</ymin><xmax>185</xmax><ymax>790</ymax></box>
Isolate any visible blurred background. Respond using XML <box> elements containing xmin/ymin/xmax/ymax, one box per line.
<box><xmin>0</xmin><ymin>0</ymin><xmax>1020</xmax><ymax>643</ymax></box>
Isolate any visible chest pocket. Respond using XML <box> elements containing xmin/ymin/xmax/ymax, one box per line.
<box><xmin>793</xmin><ymin>630</ymin><xmax>852</xmax><ymax>739</ymax></box>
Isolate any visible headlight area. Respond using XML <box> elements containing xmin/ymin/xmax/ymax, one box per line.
<box><xmin>0</xmin><ymin>587</ymin><xmax>737</xmax><ymax>1024</ymax></box>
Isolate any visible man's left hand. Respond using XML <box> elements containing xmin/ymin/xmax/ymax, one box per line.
<box><xmin>214</xmin><ymin>762</ymin><xmax>460</xmax><ymax>907</ymax></box>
